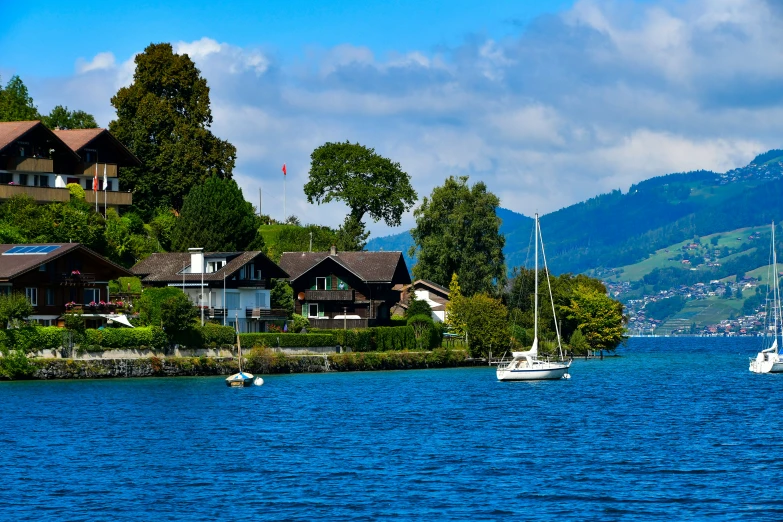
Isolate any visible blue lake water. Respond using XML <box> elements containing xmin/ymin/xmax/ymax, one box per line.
<box><xmin>2</xmin><ymin>337</ymin><xmax>783</xmax><ymax>521</ymax></box>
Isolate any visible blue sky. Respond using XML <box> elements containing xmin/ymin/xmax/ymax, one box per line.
<box><xmin>2</xmin><ymin>0</ymin><xmax>782</xmax><ymax>237</ymax></box>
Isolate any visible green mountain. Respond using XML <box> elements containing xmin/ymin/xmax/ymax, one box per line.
<box><xmin>367</xmin><ymin>149</ymin><xmax>783</xmax><ymax>281</ymax></box>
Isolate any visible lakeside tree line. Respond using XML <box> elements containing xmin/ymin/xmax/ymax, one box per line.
<box><xmin>0</xmin><ymin>42</ymin><xmax>627</xmax><ymax>358</ymax></box>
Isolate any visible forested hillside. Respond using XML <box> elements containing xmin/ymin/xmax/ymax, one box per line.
<box><xmin>369</xmin><ymin>150</ymin><xmax>783</xmax><ymax>280</ymax></box>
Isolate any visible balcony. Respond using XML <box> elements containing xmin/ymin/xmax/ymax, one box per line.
<box><xmin>234</xmin><ymin>278</ymin><xmax>268</xmax><ymax>289</ymax></box>
<box><xmin>58</xmin><ymin>273</ymin><xmax>96</xmax><ymax>285</ymax></box>
<box><xmin>0</xmin><ymin>184</ymin><xmax>70</xmax><ymax>203</ymax></box>
<box><xmin>246</xmin><ymin>308</ymin><xmax>289</xmax><ymax>319</ymax></box>
<box><xmin>85</xmin><ymin>190</ymin><xmax>133</xmax><ymax>206</ymax></box>
<box><xmin>65</xmin><ymin>303</ymin><xmax>129</xmax><ymax>314</ymax></box>
<box><xmin>304</xmin><ymin>289</ymin><xmax>354</xmax><ymax>301</ymax></box>
<box><xmin>80</xmin><ymin>162</ymin><xmax>118</xmax><ymax>178</ymax></box>
<box><xmin>6</xmin><ymin>157</ymin><xmax>54</xmax><ymax>172</ymax></box>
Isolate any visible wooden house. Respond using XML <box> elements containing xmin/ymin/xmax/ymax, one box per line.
<box><xmin>0</xmin><ymin>243</ymin><xmax>134</xmax><ymax>327</ymax></box>
<box><xmin>393</xmin><ymin>279</ymin><xmax>451</xmax><ymax>322</ymax></box>
<box><xmin>131</xmin><ymin>249</ymin><xmax>289</xmax><ymax>333</ymax></box>
<box><xmin>0</xmin><ymin>121</ymin><xmax>139</xmax><ymax>209</ymax></box>
<box><xmin>279</xmin><ymin>247</ymin><xmax>411</xmax><ymax>329</ymax></box>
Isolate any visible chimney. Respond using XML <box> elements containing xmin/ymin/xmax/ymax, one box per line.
<box><xmin>188</xmin><ymin>247</ymin><xmax>204</xmax><ymax>273</ymax></box>
<box><xmin>330</xmin><ymin>245</ymin><xmax>337</xmax><ymax>255</ymax></box>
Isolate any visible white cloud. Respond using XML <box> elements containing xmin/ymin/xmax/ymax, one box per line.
<box><xmin>27</xmin><ymin>0</ymin><xmax>783</xmax><ymax>238</ymax></box>
<box><xmin>75</xmin><ymin>52</ymin><xmax>116</xmax><ymax>73</ymax></box>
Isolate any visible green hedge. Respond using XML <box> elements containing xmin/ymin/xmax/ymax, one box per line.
<box><xmin>239</xmin><ymin>333</ymin><xmax>336</xmax><ymax>348</ymax></box>
<box><xmin>173</xmin><ymin>324</ymin><xmax>236</xmax><ymax>348</ymax></box>
<box><xmin>312</xmin><ymin>326</ymin><xmax>419</xmax><ymax>351</ymax></box>
<box><xmin>327</xmin><ymin>348</ymin><xmax>469</xmax><ymax>371</ymax></box>
<box><xmin>83</xmin><ymin>327</ymin><xmax>167</xmax><ymax>351</ymax></box>
<box><xmin>0</xmin><ymin>327</ymin><xmax>64</xmax><ymax>353</ymax></box>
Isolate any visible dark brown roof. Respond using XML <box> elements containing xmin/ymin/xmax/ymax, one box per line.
<box><xmin>0</xmin><ymin>121</ymin><xmax>80</xmax><ymax>160</ymax></box>
<box><xmin>279</xmin><ymin>250</ymin><xmax>409</xmax><ymax>283</ymax></box>
<box><xmin>131</xmin><ymin>251</ymin><xmax>288</xmax><ymax>283</ymax></box>
<box><xmin>412</xmin><ymin>279</ymin><xmax>450</xmax><ymax>296</ymax></box>
<box><xmin>0</xmin><ymin>121</ymin><xmax>39</xmax><ymax>151</ymax></box>
<box><xmin>54</xmin><ymin>128</ymin><xmax>142</xmax><ymax>167</ymax></box>
<box><xmin>53</xmin><ymin>128</ymin><xmax>104</xmax><ymax>151</ymax></box>
<box><xmin>0</xmin><ymin>243</ymin><xmax>132</xmax><ymax>281</ymax></box>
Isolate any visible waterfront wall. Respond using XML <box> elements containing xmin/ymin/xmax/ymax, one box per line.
<box><xmin>15</xmin><ymin>348</ymin><xmax>477</xmax><ymax>380</ymax></box>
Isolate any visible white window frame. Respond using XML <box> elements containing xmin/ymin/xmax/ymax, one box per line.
<box><xmin>25</xmin><ymin>287</ymin><xmax>37</xmax><ymax>306</ymax></box>
<box><xmin>308</xmin><ymin>303</ymin><xmax>321</xmax><ymax>318</ymax></box>
<box><xmin>316</xmin><ymin>277</ymin><xmax>327</xmax><ymax>290</ymax></box>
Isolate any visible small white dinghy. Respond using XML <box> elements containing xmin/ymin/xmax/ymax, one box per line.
<box><xmin>225</xmin><ymin>318</ymin><xmax>257</xmax><ymax>387</ymax></box>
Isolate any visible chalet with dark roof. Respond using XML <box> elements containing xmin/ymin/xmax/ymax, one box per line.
<box><xmin>0</xmin><ymin>243</ymin><xmax>133</xmax><ymax>327</ymax></box>
<box><xmin>131</xmin><ymin>249</ymin><xmax>289</xmax><ymax>332</ymax></box>
<box><xmin>279</xmin><ymin>246</ymin><xmax>411</xmax><ymax>329</ymax></box>
<box><xmin>0</xmin><ymin>121</ymin><xmax>140</xmax><ymax>209</ymax></box>
<box><xmin>393</xmin><ymin>279</ymin><xmax>451</xmax><ymax>323</ymax></box>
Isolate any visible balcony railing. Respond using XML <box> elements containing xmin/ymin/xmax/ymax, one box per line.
<box><xmin>80</xmin><ymin>162</ymin><xmax>118</xmax><ymax>178</ymax></box>
<box><xmin>65</xmin><ymin>303</ymin><xmax>129</xmax><ymax>314</ymax></box>
<box><xmin>304</xmin><ymin>289</ymin><xmax>354</xmax><ymax>301</ymax></box>
<box><xmin>58</xmin><ymin>273</ymin><xmax>96</xmax><ymax>285</ymax></box>
<box><xmin>246</xmin><ymin>308</ymin><xmax>289</xmax><ymax>318</ymax></box>
<box><xmin>234</xmin><ymin>278</ymin><xmax>268</xmax><ymax>289</ymax></box>
<box><xmin>0</xmin><ymin>184</ymin><xmax>70</xmax><ymax>203</ymax></box>
<box><xmin>6</xmin><ymin>157</ymin><xmax>54</xmax><ymax>172</ymax></box>
<box><xmin>307</xmin><ymin>318</ymin><xmax>375</xmax><ymax>329</ymax></box>
<box><xmin>84</xmin><ymin>190</ymin><xmax>133</xmax><ymax>206</ymax></box>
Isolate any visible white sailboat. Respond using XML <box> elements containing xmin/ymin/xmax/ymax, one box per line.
<box><xmin>226</xmin><ymin>317</ymin><xmax>256</xmax><ymax>387</ymax></box>
<box><xmin>750</xmin><ymin>222</ymin><xmax>783</xmax><ymax>374</ymax></box>
<box><xmin>497</xmin><ymin>213</ymin><xmax>572</xmax><ymax>381</ymax></box>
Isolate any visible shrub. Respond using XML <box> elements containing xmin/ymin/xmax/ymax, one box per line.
<box><xmin>0</xmin><ymin>349</ymin><xmax>36</xmax><ymax>379</ymax></box>
<box><xmin>291</xmin><ymin>314</ymin><xmax>310</xmax><ymax>332</ymax></box>
<box><xmin>66</xmin><ymin>183</ymin><xmax>85</xmax><ymax>200</ymax></box>
<box><xmin>83</xmin><ymin>327</ymin><xmax>167</xmax><ymax>350</ymax></box>
<box><xmin>239</xmin><ymin>333</ymin><xmax>336</xmax><ymax>348</ymax></box>
<box><xmin>173</xmin><ymin>324</ymin><xmax>236</xmax><ymax>348</ymax></box>
<box><xmin>137</xmin><ymin>287</ymin><xmax>192</xmax><ymax>327</ymax></box>
<box><xmin>311</xmin><ymin>326</ymin><xmax>417</xmax><ymax>351</ymax></box>
<box><xmin>3</xmin><ymin>326</ymin><xmax>64</xmax><ymax>353</ymax></box>
<box><xmin>108</xmin><ymin>276</ymin><xmax>143</xmax><ymax>295</ymax></box>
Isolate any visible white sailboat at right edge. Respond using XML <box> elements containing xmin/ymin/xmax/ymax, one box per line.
<box><xmin>750</xmin><ymin>222</ymin><xmax>783</xmax><ymax>374</ymax></box>
<box><xmin>497</xmin><ymin>213</ymin><xmax>572</xmax><ymax>381</ymax></box>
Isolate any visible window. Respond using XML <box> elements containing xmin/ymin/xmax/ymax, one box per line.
<box><xmin>18</xmin><ymin>174</ymin><xmax>28</xmax><ymax>186</ymax></box>
<box><xmin>226</xmin><ymin>293</ymin><xmax>240</xmax><ymax>310</ymax></box>
<box><xmin>39</xmin><ymin>263</ymin><xmax>47</xmax><ymax>272</ymax></box>
<box><xmin>307</xmin><ymin>303</ymin><xmax>321</xmax><ymax>318</ymax></box>
<box><xmin>37</xmin><ymin>175</ymin><xmax>49</xmax><ymax>187</ymax></box>
<box><xmin>0</xmin><ymin>173</ymin><xmax>11</xmax><ymax>184</ymax></box>
<box><xmin>316</xmin><ymin>277</ymin><xmax>328</xmax><ymax>290</ymax></box>
<box><xmin>207</xmin><ymin>260</ymin><xmax>225</xmax><ymax>273</ymax></box>
<box><xmin>25</xmin><ymin>287</ymin><xmax>37</xmax><ymax>306</ymax></box>
<box><xmin>255</xmin><ymin>291</ymin><xmax>269</xmax><ymax>309</ymax></box>
<box><xmin>0</xmin><ymin>287</ymin><xmax>10</xmax><ymax>296</ymax></box>
<box><xmin>105</xmin><ymin>180</ymin><xmax>113</xmax><ymax>191</ymax></box>
<box><xmin>84</xmin><ymin>288</ymin><xmax>99</xmax><ymax>304</ymax></box>
<box><xmin>46</xmin><ymin>288</ymin><xmax>54</xmax><ymax>306</ymax></box>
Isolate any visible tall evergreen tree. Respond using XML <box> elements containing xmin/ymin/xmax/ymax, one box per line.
<box><xmin>109</xmin><ymin>43</ymin><xmax>237</xmax><ymax>217</ymax></box>
<box><xmin>171</xmin><ymin>176</ymin><xmax>260</xmax><ymax>252</ymax></box>
<box><xmin>410</xmin><ymin>176</ymin><xmax>506</xmax><ymax>296</ymax></box>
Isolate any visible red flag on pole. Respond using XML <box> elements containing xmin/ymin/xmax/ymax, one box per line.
<box><xmin>282</xmin><ymin>163</ymin><xmax>286</xmax><ymax>176</ymax></box>
<box><xmin>93</xmin><ymin>163</ymin><xmax>98</xmax><ymax>191</ymax></box>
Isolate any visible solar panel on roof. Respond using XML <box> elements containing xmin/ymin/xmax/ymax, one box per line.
<box><xmin>2</xmin><ymin>245</ymin><xmax>60</xmax><ymax>255</ymax></box>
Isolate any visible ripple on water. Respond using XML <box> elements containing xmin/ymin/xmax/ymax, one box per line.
<box><xmin>1</xmin><ymin>338</ymin><xmax>782</xmax><ymax>521</ymax></box>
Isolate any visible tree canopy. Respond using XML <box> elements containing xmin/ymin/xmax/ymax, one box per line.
<box><xmin>304</xmin><ymin>141</ymin><xmax>417</xmax><ymax>228</ymax></box>
<box><xmin>561</xmin><ymin>284</ymin><xmax>626</xmax><ymax>353</ymax></box>
<box><xmin>42</xmin><ymin>105</ymin><xmax>98</xmax><ymax>130</ymax></box>
<box><xmin>0</xmin><ymin>75</ymin><xmax>98</xmax><ymax>128</ymax></box>
<box><xmin>410</xmin><ymin>176</ymin><xmax>506</xmax><ymax>296</ymax></box>
<box><xmin>0</xmin><ymin>75</ymin><xmax>39</xmax><ymax>121</ymax></box>
<box><xmin>109</xmin><ymin>43</ymin><xmax>236</xmax><ymax>217</ymax></box>
<box><xmin>171</xmin><ymin>176</ymin><xmax>261</xmax><ymax>252</ymax></box>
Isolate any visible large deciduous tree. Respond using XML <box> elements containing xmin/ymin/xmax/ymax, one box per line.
<box><xmin>562</xmin><ymin>284</ymin><xmax>626</xmax><ymax>353</ymax></box>
<box><xmin>0</xmin><ymin>75</ymin><xmax>40</xmax><ymax>121</ymax></box>
<box><xmin>304</xmin><ymin>141</ymin><xmax>417</xmax><ymax>230</ymax></box>
<box><xmin>410</xmin><ymin>176</ymin><xmax>506</xmax><ymax>296</ymax></box>
<box><xmin>109</xmin><ymin>43</ymin><xmax>236</xmax><ymax>217</ymax></box>
<box><xmin>448</xmin><ymin>292</ymin><xmax>510</xmax><ymax>357</ymax></box>
<box><xmin>171</xmin><ymin>176</ymin><xmax>260</xmax><ymax>252</ymax></box>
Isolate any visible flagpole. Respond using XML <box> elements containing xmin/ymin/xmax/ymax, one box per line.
<box><xmin>94</xmin><ymin>158</ymin><xmax>98</xmax><ymax>214</ymax></box>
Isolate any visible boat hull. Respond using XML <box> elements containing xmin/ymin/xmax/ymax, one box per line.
<box><xmin>496</xmin><ymin>362</ymin><xmax>571</xmax><ymax>381</ymax></box>
<box><xmin>225</xmin><ymin>371</ymin><xmax>255</xmax><ymax>387</ymax></box>
<box><xmin>749</xmin><ymin>358</ymin><xmax>783</xmax><ymax>374</ymax></box>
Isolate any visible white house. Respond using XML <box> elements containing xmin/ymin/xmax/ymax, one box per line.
<box><xmin>131</xmin><ymin>248</ymin><xmax>290</xmax><ymax>332</ymax></box>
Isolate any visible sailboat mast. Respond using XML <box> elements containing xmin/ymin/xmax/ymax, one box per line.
<box><xmin>534</xmin><ymin>213</ymin><xmax>539</xmax><ymax>343</ymax></box>
<box><xmin>774</xmin><ymin>222</ymin><xmax>780</xmax><ymax>352</ymax></box>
